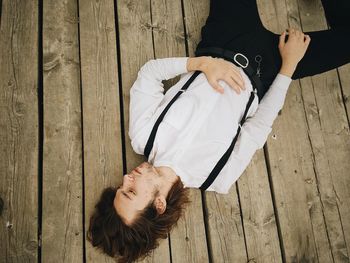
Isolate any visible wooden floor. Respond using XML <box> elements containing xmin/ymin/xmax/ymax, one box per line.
<box><xmin>1</xmin><ymin>0</ymin><xmax>349</xmax><ymax>262</ymax></box>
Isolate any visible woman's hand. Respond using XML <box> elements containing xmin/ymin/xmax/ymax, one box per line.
<box><xmin>278</xmin><ymin>28</ymin><xmax>311</xmax><ymax>77</ymax></box>
<box><xmin>187</xmin><ymin>56</ymin><xmax>245</xmax><ymax>94</ymax></box>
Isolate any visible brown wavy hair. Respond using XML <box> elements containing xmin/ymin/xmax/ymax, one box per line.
<box><xmin>87</xmin><ymin>177</ymin><xmax>190</xmax><ymax>263</ymax></box>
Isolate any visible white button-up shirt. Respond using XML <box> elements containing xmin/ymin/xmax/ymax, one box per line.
<box><xmin>129</xmin><ymin>57</ymin><xmax>292</xmax><ymax>194</ymax></box>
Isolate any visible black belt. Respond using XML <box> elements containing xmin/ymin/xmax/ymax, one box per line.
<box><xmin>144</xmin><ymin>48</ymin><xmax>258</xmax><ymax>191</ymax></box>
<box><xmin>195</xmin><ymin>47</ymin><xmax>263</xmax><ymax>93</ymax></box>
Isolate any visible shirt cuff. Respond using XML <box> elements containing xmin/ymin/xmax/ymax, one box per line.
<box><xmin>173</xmin><ymin>57</ymin><xmax>190</xmax><ymax>74</ymax></box>
<box><xmin>273</xmin><ymin>73</ymin><xmax>293</xmax><ymax>90</ymax></box>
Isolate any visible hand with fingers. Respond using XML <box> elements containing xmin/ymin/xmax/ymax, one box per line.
<box><xmin>278</xmin><ymin>27</ymin><xmax>311</xmax><ymax>77</ymax></box>
<box><xmin>200</xmin><ymin>57</ymin><xmax>246</xmax><ymax>94</ymax></box>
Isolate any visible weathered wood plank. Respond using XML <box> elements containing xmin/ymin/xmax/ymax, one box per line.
<box><xmin>182</xmin><ymin>0</ymin><xmax>209</xmax><ymax>57</ymax></box>
<box><xmin>265</xmin><ymin>0</ymin><xmax>331</xmax><ymax>262</ymax></box>
<box><xmin>0</xmin><ymin>0</ymin><xmax>39</xmax><ymax>262</ymax></box>
<box><xmin>298</xmin><ymin>0</ymin><xmax>350</xmax><ymax>260</ymax></box>
<box><xmin>151</xmin><ymin>0</ymin><xmax>186</xmax><ymax>57</ymax></box>
<box><xmin>170</xmin><ymin>191</ymin><xmax>209</xmax><ymax>263</ymax></box>
<box><xmin>168</xmin><ymin>1</ymin><xmax>210</xmax><ymax>262</ymax></box>
<box><xmin>238</xmin><ymin>151</ymin><xmax>283</xmax><ymax>263</ymax></box>
<box><xmin>117</xmin><ymin>1</ymin><xmax>171</xmax><ymax>262</ymax></box>
<box><xmin>338</xmin><ymin>64</ymin><xmax>350</xmax><ymax>125</ymax></box>
<box><xmin>117</xmin><ymin>0</ymin><xmax>154</xmax><ymax>174</ymax></box>
<box><xmin>205</xmin><ymin>189</ymin><xmax>247</xmax><ymax>262</ymax></box>
<box><xmin>261</xmin><ymin>0</ymin><xmax>348</xmax><ymax>262</ymax></box>
<box><xmin>42</xmin><ymin>0</ymin><xmax>83</xmax><ymax>261</ymax></box>
<box><xmin>78</xmin><ymin>0</ymin><xmax>124</xmax><ymax>262</ymax></box>
<box><xmin>266</xmin><ymin>79</ymin><xmax>331</xmax><ymax>263</ymax></box>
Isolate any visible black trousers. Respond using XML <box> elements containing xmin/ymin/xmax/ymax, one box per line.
<box><xmin>196</xmin><ymin>0</ymin><xmax>350</xmax><ymax>99</ymax></box>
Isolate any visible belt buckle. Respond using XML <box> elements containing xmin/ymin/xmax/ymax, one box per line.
<box><xmin>233</xmin><ymin>53</ymin><xmax>249</xmax><ymax>68</ymax></box>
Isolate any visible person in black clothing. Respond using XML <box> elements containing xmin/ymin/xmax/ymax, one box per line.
<box><xmin>196</xmin><ymin>0</ymin><xmax>350</xmax><ymax>99</ymax></box>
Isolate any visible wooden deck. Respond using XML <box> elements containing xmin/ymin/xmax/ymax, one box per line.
<box><xmin>1</xmin><ymin>0</ymin><xmax>349</xmax><ymax>262</ymax></box>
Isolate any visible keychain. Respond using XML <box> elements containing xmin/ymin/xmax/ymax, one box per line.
<box><xmin>255</xmin><ymin>55</ymin><xmax>262</xmax><ymax>78</ymax></box>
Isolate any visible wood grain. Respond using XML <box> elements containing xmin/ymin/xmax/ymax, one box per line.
<box><xmin>238</xmin><ymin>150</ymin><xmax>282</xmax><ymax>263</ymax></box>
<box><xmin>338</xmin><ymin>64</ymin><xmax>350</xmax><ymax>124</ymax></box>
<box><xmin>78</xmin><ymin>0</ymin><xmax>124</xmax><ymax>262</ymax></box>
<box><xmin>0</xmin><ymin>0</ymin><xmax>39</xmax><ymax>261</ymax></box>
<box><xmin>298</xmin><ymin>0</ymin><xmax>350</xmax><ymax>260</ymax></box>
<box><xmin>117</xmin><ymin>0</ymin><xmax>154</xmax><ymax>179</ymax></box>
<box><xmin>261</xmin><ymin>0</ymin><xmax>349</xmax><ymax>262</ymax></box>
<box><xmin>1</xmin><ymin>0</ymin><xmax>349</xmax><ymax>262</ymax></box>
<box><xmin>263</xmin><ymin>0</ymin><xmax>328</xmax><ymax>261</ymax></box>
<box><xmin>42</xmin><ymin>0</ymin><xmax>83</xmax><ymax>261</ymax></box>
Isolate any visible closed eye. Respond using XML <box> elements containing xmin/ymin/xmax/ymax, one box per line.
<box><xmin>122</xmin><ymin>191</ymin><xmax>131</xmax><ymax>200</ymax></box>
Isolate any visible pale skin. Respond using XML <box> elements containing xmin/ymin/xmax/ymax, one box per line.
<box><xmin>114</xmin><ymin>28</ymin><xmax>311</xmax><ymax>225</ymax></box>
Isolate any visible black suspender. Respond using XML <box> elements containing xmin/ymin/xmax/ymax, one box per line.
<box><xmin>199</xmin><ymin>90</ymin><xmax>256</xmax><ymax>190</ymax></box>
<box><xmin>143</xmin><ymin>48</ymin><xmax>261</xmax><ymax>191</ymax></box>
<box><xmin>144</xmin><ymin>70</ymin><xmax>201</xmax><ymax>158</ymax></box>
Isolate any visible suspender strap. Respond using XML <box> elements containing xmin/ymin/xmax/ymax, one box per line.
<box><xmin>199</xmin><ymin>90</ymin><xmax>256</xmax><ymax>190</ymax></box>
<box><xmin>143</xmin><ymin>48</ymin><xmax>258</xmax><ymax>191</ymax></box>
<box><xmin>144</xmin><ymin>70</ymin><xmax>201</xmax><ymax>158</ymax></box>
